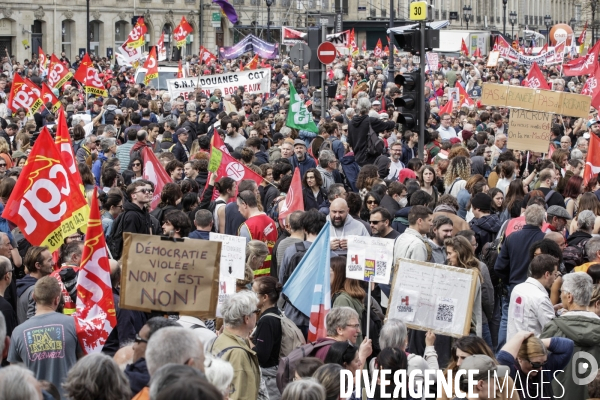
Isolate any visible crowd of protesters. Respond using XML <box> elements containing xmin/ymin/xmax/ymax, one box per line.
<box><xmin>0</xmin><ymin>41</ymin><xmax>600</xmax><ymax>400</ymax></box>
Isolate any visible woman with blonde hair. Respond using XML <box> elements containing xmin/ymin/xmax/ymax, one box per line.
<box><xmin>238</xmin><ymin>240</ymin><xmax>269</xmax><ymax>290</ymax></box>
<box><xmin>0</xmin><ymin>138</ymin><xmax>12</xmax><ymax>170</ymax></box>
<box><xmin>444</xmin><ymin>236</ymin><xmax>483</xmax><ymax>336</ymax></box>
<box><xmin>570</xmin><ymin>192</ymin><xmax>600</xmax><ymax>234</ymax></box>
<box><xmin>497</xmin><ymin>332</ymin><xmax>574</xmax><ymax>398</ymax></box>
<box><xmin>444</xmin><ymin>156</ymin><xmax>471</xmax><ymax>197</ymax></box>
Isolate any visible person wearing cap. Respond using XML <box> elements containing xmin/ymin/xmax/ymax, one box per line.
<box><xmin>371</xmin><ymin>100</ymin><xmax>381</xmax><ymax>113</ymax></box>
<box><xmin>469</xmin><ymin>193</ymin><xmax>502</xmax><ymax>257</ymax></box>
<box><xmin>206</xmin><ymin>96</ymin><xmax>221</xmax><ymax>126</ymax></box>
<box><xmin>588</xmin><ymin>119</ymin><xmax>600</xmax><ymax>138</ymax></box>
<box><xmin>452</xmin><ymin>354</ymin><xmax>511</xmax><ymax>400</ymax></box>
<box><xmin>289</xmin><ymin>139</ymin><xmax>316</xmax><ymax>178</ymax></box>
<box><xmin>545</xmin><ymin>205</ymin><xmax>570</xmax><ymax>234</ymax></box>
<box><xmin>171</xmin><ymin>128</ymin><xmax>190</xmax><ymax>163</ymax></box>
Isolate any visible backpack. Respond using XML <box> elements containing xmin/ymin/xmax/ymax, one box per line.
<box><xmin>282</xmin><ymin>242</ymin><xmax>309</xmax><ymax>284</ymax></box>
<box><xmin>106</xmin><ymin>213</ymin><xmax>125</xmax><ymax>259</ymax></box>
<box><xmin>262</xmin><ymin>312</ymin><xmax>306</xmax><ymax>358</ymax></box>
<box><xmin>276</xmin><ymin>339</ymin><xmax>336</xmax><ymax>393</ymax></box>
<box><xmin>366</xmin><ymin>122</ymin><xmax>384</xmax><ymax>157</ymax></box>
<box><xmin>563</xmin><ymin>239</ymin><xmax>589</xmax><ymax>272</ymax></box>
<box><xmin>479</xmin><ymin>220</ymin><xmax>508</xmax><ymax>294</ymax></box>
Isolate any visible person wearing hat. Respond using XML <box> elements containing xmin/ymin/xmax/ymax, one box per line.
<box><xmin>588</xmin><ymin>119</ymin><xmax>600</xmax><ymax>138</ymax></box>
<box><xmin>469</xmin><ymin>193</ymin><xmax>502</xmax><ymax>257</ymax></box>
<box><xmin>545</xmin><ymin>205</ymin><xmax>570</xmax><ymax>234</ymax></box>
<box><xmin>290</xmin><ymin>139</ymin><xmax>316</xmax><ymax>178</ymax></box>
<box><xmin>206</xmin><ymin>96</ymin><xmax>221</xmax><ymax>127</ymax></box>
<box><xmin>172</xmin><ymin>128</ymin><xmax>190</xmax><ymax>163</ymax></box>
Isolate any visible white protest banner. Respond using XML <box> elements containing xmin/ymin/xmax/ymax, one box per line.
<box><xmin>209</xmin><ymin>232</ymin><xmax>246</xmax><ymax>279</ymax></box>
<box><xmin>345</xmin><ymin>236</ymin><xmax>394</xmax><ymax>284</ymax></box>
<box><xmin>426</xmin><ymin>52</ymin><xmax>439</xmax><ymax>72</ymax></box>
<box><xmin>167</xmin><ymin>68</ymin><xmax>271</xmax><ymax>101</ymax></box>
<box><xmin>448</xmin><ymin>88</ymin><xmax>459</xmax><ymax>105</ymax></box>
<box><xmin>326</xmin><ymin>30</ymin><xmax>349</xmax><ymax>48</ymax></box>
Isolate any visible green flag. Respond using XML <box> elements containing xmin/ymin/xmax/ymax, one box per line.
<box><xmin>208</xmin><ymin>147</ymin><xmax>223</xmax><ymax>172</ymax></box>
<box><xmin>286</xmin><ymin>85</ymin><xmax>318</xmax><ymax>133</ymax></box>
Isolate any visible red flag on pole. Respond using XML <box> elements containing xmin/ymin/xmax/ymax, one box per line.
<box><xmin>523</xmin><ymin>63</ymin><xmax>551</xmax><ymax>90</ymax></box>
<box><xmin>455</xmin><ymin>82</ymin><xmax>475</xmax><ymax>107</ymax></box>
<box><xmin>124</xmin><ymin>17</ymin><xmax>148</xmax><ymax>49</ymax></box>
<box><xmin>208</xmin><ymin>146</ymin><xmax>263</xmax><ymax>187</ymax></box>
<box><xmin>157</xmin><ymin>32</ymin><xmax>167</xmax><ymax>61</ymax></box>
<box><xmin>2</xmin><ymin>128</ymin><xmax>89</xmax><ymax>252</ymax></box>
<box><xmin>143</xmin><ymin>47</ymin><xmax>159</xmax><ymax>86</ymax></box>
<box><xmin>278</xmin><ymin>167</ymin><xmax>304</xmax><ymax>226</ymax></box>
<box><xmin>473</xmin><ymin>47</ymin><xmax>481</xmax><ymax>57</ymax></box>
<box><xmin>55</xmin><ymin>107</ymin><xmax>84</xmax><ymax>190</ymax></box>
<box><xmin>41</xmin><ymin>83</ymin><xmax>62</xmax><ymax>113</ymax></box>
<box><xmin>47</xmin><ymin>54</ymin><xmax>73</xmax><ymax>89</ymax></box>
<box><xmin>461</xmin><ymin>38</ymin><xmax>469</xmax><ymax>56</ymax></box>
<box><xmin>564</xmin><ymin>41</ymin><xmax>600</xmax><ymax>76</ymax></box>
<box><xmin>244</xmin><ymin>55</ymin><xmax>259</xmax><ymax>70</ymax></box>
<box><xmin>38</xmin><ymin>47</ymin><xmax>48</xmax><ymax>73</ymax></box>
<box><xmin>581</xmin><ymin>64</ymin><xmax>600</xmax><ymax>111</ymax></box>
<box><xmin>177</xmin><ymin>59</ymin><xmax>183</xmax><ymax>78</ymax></box>
<box><xmin>84</xmin><ymin>67</ymin><xmax>108</xmax><ymax>97</ymax></box>
<box><xmin>141</xmin><ymin>147</ymin><xmax>173</xmax><ymax>210</ymax></box>
<box><xmin>584</xmin><ymin>133</ymin><xmax>600</xmax><ymax>185</ymax></box>
<box><xmin>374</xmin><ymin>39</ymin><xmax>383</xmax><ymax>58</ymax></box>
<box><xmin>579</xmin><ymin>22</ymin><xmax>588</xmax><ymax>45</ymax></box>
<box><xmin>74</xmin><ymin>53</ymin><xmax>93</xmax><ymax>83</ymax></box>
<box><xmin>173</xmin><ymin>16</ymin><xmax>194</xmax><ymax>49</ymax></box>
<box><xmin>439</xmin><ymin>99</ymin><xmax>453</xmax><ymax>115</ymax></box>
<box><xmin>6</xmin><ymin>74</ymin><xmax>43</xmax><ymax>116</ymax></box>
<box><xmin>72</xmin><ymin>187</ymin><xmax>117</xmax><ymax>354</ymax></box>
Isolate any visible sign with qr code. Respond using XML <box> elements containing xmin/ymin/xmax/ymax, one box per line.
<box><xmin>345</xmin><ymin>236</ymin><xmax>394</xmax><ymax>284</ymax></box>
<box><xmin>386</xmin><ymin>259</ymin><xmax>478</xmax><ymax>338</ymax></box>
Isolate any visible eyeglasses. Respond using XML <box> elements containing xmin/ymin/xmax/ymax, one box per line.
<box><xmin>369</xmin><ymin>220</ymin><xmax>382</xmax><ymax>225</ymax></box>
<box><xmin>134</xmin><ymin>334</ymin><xmax>148</xmax><ymax>344</ymax></box>
<box><xmin>132</xmin><ymin>163</ymin><xmax>142</xmax><ymax>167</ymax></box>
<box><xmin>0</xmin><ymin>163</ymin><xmax>6</xmax><ymax>167</ymax></box>
<box><xmin>366</xmin><ymin>200</ymin><xmax>377</xmax><ymax>205</ymax></box>
<box><xmin>135</xmin><ymin>188</ymin><xmax>153</xmax><ymax>194</ymax></box>
<box><xmin>345</xmin><ymin>324</ymin><xmax>360</xmax><ymax>330</ymax></box>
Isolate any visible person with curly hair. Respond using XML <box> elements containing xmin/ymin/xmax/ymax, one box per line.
<box><xmin>444</xmin><ymin>156</ymin><xmax>471</xmax><ymax>198</ymax></box>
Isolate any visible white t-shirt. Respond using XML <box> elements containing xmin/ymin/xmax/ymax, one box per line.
<box><xmin>437</xmin><ymin>125</ymin><xmax>457</xmax><ymax>141</ymax></box>
<box><xmin>387</xmin><ymin>158</ymin><xmax>404</xmax><ymax>180</ymax></box>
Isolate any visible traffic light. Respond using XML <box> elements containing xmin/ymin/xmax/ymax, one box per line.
<box><xmin>394</xmin><ymin>71</ymin><xmax>420</xmax><ymax>130</ymax></box>
<box><xmin>394</xmin><ymin>30</ymin><xmax>420</xmax><ymax>54</ymax></box>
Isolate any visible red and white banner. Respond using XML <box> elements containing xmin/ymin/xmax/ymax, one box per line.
<box><xmin>118</xmin><ymin>42</ymin><xmax>143</xmax><ymax>65</ymax></box>
<box><xmin>141</xmin><ymin>147</ymin><xmax>173</xmax><ymax>210</ymax></box>
<box><xmin>173</xmin><ymin>16</ymin><xmax>193</xmax><ymax>49</ymax></box>
<box><xmin>278</xmin><ymin>167</ymin><xmax>304</xmax><ymax>226</ymax></box>
<box><xmin>374</xmin><ymin>39</ymin><xmax>383</xmax><ymax>57</ymax></box>
<box><xmin>38</xmin><ymin>47</ymin><xmax>48</xmax><ymax>74</ymax></box>
<box><xmin>54</xmin><ymin>107</ymin><xmax>84</xmax><ymax>190</ymax></box>
<box><xmin>2</xmin><ymin>128</ymin><xmax>89</xmax><ymax>252</ymax></box>
<box><xmin>157</xmin><ymin>32</ymin><xmax>167</xmax><ymax>61</ymax></box>
<box><xmin>73</xmin><ymin>187</ymin><xmax>117</xmax><ymax>354</ymax></box>
<box><xmin>47</xmin><ymin>54</ymin><xmax>73</xmax><ymax>89</ymax></box>
<box><xmin>281</xmin><ymin>26</ymin><xmax>307</xmax><ymax>45</ymax></box>
<box><xmin>581</xmin><ymin>64</ymin><xmax>600</xmax><ymax>112</ymax></box>
<box><xmin>523</xmin><ymin>62</ymin><xmax>550</xmax><ymax>90</ymax></box>
<box><xmin>455</xmin><ymin>82</ymin><xmax>475</xmax><ymax>107</ymax></box>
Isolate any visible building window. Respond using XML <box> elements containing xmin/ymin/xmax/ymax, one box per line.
<box><xmin>62</xmin><ymin>20</ymin><xmax>74</xmax><ymax>60</ymax></box>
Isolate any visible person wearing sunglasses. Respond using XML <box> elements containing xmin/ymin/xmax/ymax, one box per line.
<box><xmin>498</xmin><ymin>331</ymin><xmax>573</xmax><ymax>399</ymax></box>
<box><xmin>116</xmin><ymin>181</ymin><xmax>155</xmax><ymax>245</ymax></box>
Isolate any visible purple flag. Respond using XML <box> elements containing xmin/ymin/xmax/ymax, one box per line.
<box><xmin>219</xmin><ymin>35</ymin><xmax>279</xmax><ymax>60</ymax></box>
<box><xmin>212</xmin><ymin>0</ymin><xmax>238</xmax><ymax>24</ymax></box>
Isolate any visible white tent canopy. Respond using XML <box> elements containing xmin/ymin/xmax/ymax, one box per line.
<box><xmin>387</xmin><ymin>20</ymin><xmax>450</xmax><ymax>34</ymax></box>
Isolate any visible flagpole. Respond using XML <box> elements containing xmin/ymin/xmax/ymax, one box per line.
<box><xmin>366</xmin><ymin>282</ymin><xmax>372</xmax><ymax>340</ymax></box>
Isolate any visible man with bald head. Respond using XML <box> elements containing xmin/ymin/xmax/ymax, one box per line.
<box><xmin>328</xmin><ymin>198</ymin><xmax>370</xmax><ymax>255</ymax></box>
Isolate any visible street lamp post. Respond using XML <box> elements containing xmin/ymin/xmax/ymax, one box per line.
<box><xmin>544</xmin><ymin>15</ymin><xmax>552</xmax><ymax>43</ymax></box>
<box><xmin>509</xmin><ymin>11</ymin><xmax>517</xmax><ymax>39</ymax></box>
<box><xmin>463</xmin><ymin>5</ymin><xmax>472</xmax><ymax>30</ymax></box>
<box><xmin>502</xmin><ymin>0</ymin><xmax>507</xmax><ymax>35</ymax></box>
<box><xmin>266</xmin><ymin>0</ymin><xmax>273</xmax><ymax>43</ymax></box>
<box><xmin>592</xmin><ymin>1</ymin><xmax>596</xmax><ymax>45</ymax></box>
<box><xmin>86</xmin><ymin>0</ymin><xmax>90</xmax><ymax>53</ymax></box>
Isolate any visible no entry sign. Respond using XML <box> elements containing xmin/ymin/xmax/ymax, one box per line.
<box><xmin>317</xmin><ymin>42</ymin><xmax>336</xmax><ymax>64</ymax></box>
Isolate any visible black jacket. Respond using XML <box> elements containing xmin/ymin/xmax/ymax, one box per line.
<box><xmin>469</xmin><ymin>213</ymin><xmax>502</xmax><ymax>256</ymax></box>
<box><xmin>124</xmin><ymin>358</ymin><xmax>150</xmax><ymax>395</ymax></box>
<box><xmin>178</xmin><ymin>120</ymin><xmax>198</xmax><ymax>148</ymax></box>
<box><xmin>303</xmin><ymin>186</ymin><xmax>327</xmax><ymax>211</ymax></box>
<box><xmin>121</xmin><ymin>200</ymin><xmax>153</xmax><ymax>235</ymax></box>
<box><xmin>171</xmin><ymin>141</ymin><xmax>189</xmax><ymax>163</ymax></box>
<box><xmin>347</xmin><ymin>115</ymin><xmax>396</xmax><ymax>166</ymax></box>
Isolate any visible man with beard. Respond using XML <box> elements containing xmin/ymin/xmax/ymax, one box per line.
<box><xmin>224</xmin><ymin>119</ymin><xmax>246</xmax><ymax>149</ymax></box>
<box><xmin>369</xmin><ymin>207</ymin><xmax>400</xmax><ymax>239</ymax></box>
<box><xmin>328</xmin><ymin>198</ymin><xmax>370</xmax><ymax>256</ymax></box>
<box><xmin>428</xmin><ymin>215</ymin><xmax>454</xmax><ymax>264</ymax></box>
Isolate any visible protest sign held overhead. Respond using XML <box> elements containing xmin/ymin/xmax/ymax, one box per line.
<box><xmin>345</xmin><ymin>236</ymin><xmax>394</xmax><ymax>284</ymax></box>
<box><xmin>120</xmin><ymin>233</ymin><xmax>221</xmax><ymax>317</ymax></box>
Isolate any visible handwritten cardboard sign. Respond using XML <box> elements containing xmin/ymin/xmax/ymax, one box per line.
<box><xmin>120</xmin><ymin>233</ymin><xmax>221</xmax><ymax>317</ymax></box>
<box><xmin>209</xmin><ymin>232</ymin><xmax>247</xmax><ymax>317</ymax></box>
<box><xmin>507</xmin><ymin>109</ymin><xmax>553</xmax><ymax>153</ymax></box>
<box><xmin>481</xmin><ymin>83</ymin><xmax>592</xmax><ymax>118</ymax></box>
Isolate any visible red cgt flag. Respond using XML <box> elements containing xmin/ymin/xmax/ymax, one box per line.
<box><xmin>473</xmin><ymin>47</ymin><xmax>482</xmax><ymax>57</ymax></box>
<box><xmin>85</xmin><ymin>67</ymin><xmax>108</xmax><ymax>97</ymax></box>
<box><xmin>141</xmin><ymin>147</ymin><xmax>173</xmax><ymax>210</ymax></box>
<box><xmin>439</xmin><ymin>99</ymin><xmax>453</xmax><ymax>115</ymax></box>
<box><xmin>125</xmin><ymin>17</ymin><xmax>148</xmax><ymax>49</ymax></box>
<box><xmin>173</xmin><ymin>16</ymin><xmax>194</xmax><ymax>49</ymax></box>
<box><xmin>143</xmin><ymin>47</ymin><xmax>159</xmax><ymax>86</ymax></box>
<box><xmin>38</xmin><ymin>47</ymin><xmax>48</xmax><ymax>72</ymax></box>
<box><xmin>55</xmin><ymin>107</ymin><xmax>84</xmax><ymax>189</ymax></box>
<box><xmin>41</xmin><ymin>83</ymin><xmax>62</xmax><ymax>113</ymax></box>
<box><xmin>73</xmin><ymin>187</ymin><xmax>117</xmax><ymax>354</ymax></box>
<box><xmin>47</xmin><ymin>54</ymin><xmax>73</xmax><ymax>89</ymax></box>
<box><xmin>157</xmin><ymin>32</ymin><xmax>167</xmax><ymax>61</ymax></box>
<box><xmin>523</xmin><ymin>63</ymin><xmax>550</xmax><ymax>90</ymax></box>
<box><xmin>208</xmin><ymin>146</ymin><xmax>263</xmax><ymax>187</ymax></box>
<box><xmin>6</xmin><ymin>74</ymin><xmax>43</xmax><ymax>115</ymax></box>
<box><xmin>584</xmin><ymin>133</ymin><xmax>600</xmax><ymax>185</ymax></box>
<box><xmin>461</xmin><ymin>38</ymin><xmax>469</xmax><ymax>56</ymax></box>
<box><xmin>199</xmin><ymin>46</ymin><xmax>217</xmax><ymax>65</ymax></box>
<box><xmin>244</xmin><ymin>55</ymin><xmax>259</xmax><ymax>70</ymax></box>
<box><xmin>455</xmin><ymin>82</ymin><xmax>475</xmax><ymax>107</ymax></box>
<box><xmin>2</xmin><ymin>128</ymin><xmax>89</xmax><ymax>252</ymax></box>
<box><xmin>581</xmin><ymin>64</ymin><xmax>600</xmax><ymax>112</ymax></box>
<box><xmin>278</xmin><ymin>167</ymin><xmax>304</xmax><ymax>226</ymax></box>
<box><xmin>374</xmin><ymin>39</ymin><xmax>383</xmax><ymax>58</ymax></box>
<box><xmin>74</xmin><ymin>53</ymin><xmax>93</xmax><ymax>83</ymax></box>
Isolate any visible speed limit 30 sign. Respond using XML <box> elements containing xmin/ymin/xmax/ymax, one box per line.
<box><xmin>409</xmin><ymin>1</ymin><xmax>428</xmax><ymax>20</ymax></box>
